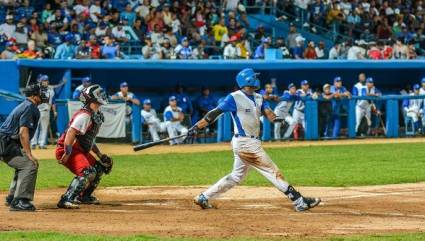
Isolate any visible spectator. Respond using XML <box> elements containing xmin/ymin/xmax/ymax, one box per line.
<box><xmin>367</xmin><ymin>42</ymin><xmax>383</xmax><ymax>59</ymax></box>
<box><xmin>87</xmin><ymin>35</ymin><xmax>101</xmax><ymax>59</ymax></box>
<box><xmin>13</xmin><ymin>22</ymin><xmax>28</xmax><ymax>47</ymax></box>
<box><xmin>135</xmin><ymin>0</ymin><xmax>151</xmax><ymax>20</ymax></box>
<box><xmin>163</xmin><ymin>26</ymin><xmax>177</xmax><ymax>47</ymax></box>
<box><xmin>315</xmin><ymin>41</ymin><xmax>326</xmax><ymax>59</ymax></box>
<box><xmin>224</xmin><ymin>0</ymin><xmax>240</xmax><ymax>11</ymax></box>
<box><xmin>162</xmin><ymin>4</ymin><xmax>173</xmax><ymax>27</ymax></box>
<box><xmin>304</xmin><ymin>41</ymin><xmax>317</xmax><ymax>59</ymax></box>
<box><xmin>223</xmin><ymin>36</ymin><xmax>238</xmax><ymax>59</ymax></box>
<box><xmin>347</xmin><ymin>40</ymin><xmax>366</xmax><ymax>60</ymax></box>
<box><xmin>275</xmin><ymin>37</ymin><xmax>291</xmax><ymax>59</ymax></box>
<box><xmin>236</xmin><ymin>36</ymin><xmax>252</xmax><ymax>59</ymax></box>
<box><xmin>0</xmin><ymin>15</ymin><xmax>16</xmax><ymax>39</ymax></box>
<box><xmin>164</xmin><ymin>96</ymin><xmax>188</xmax><ymax>145</ymax></box>
<box><xmin>142</xmin><ymin>35</ymin><xmax>160</xmax><ymax>59</ymax></box>
<box><xmin>54</xmin><ymin>34</ymin><xmax>76</xmax><ymax>59</ymax></box>
<box><xmin>89</xmin><ymin>0</ymin><xmax>102</xmax><ymax>23</ymax></box>
<box><xmin>41</xmin><ymin>3</ymin><xmax>53</xmax><ymax>23</ymax></box>
<box><xmin>254</xmin><ymin>24</ymin><xmax>267</xmax><ymax>41</ymax></box>
<box><xmin>309</xmin><ymin>0</ymin><xmax>325</xmax><ymax>29</ymax></box>
<box><xmin>159</xmin><ymin>38</ymin><xmax>176</xmax><ymax>59</ymax></box>
<box><xmin>112</xmin><ymin>21</ymin><xmax>129</xmax><ymax>42</ymax></box>
<box><xmin>294</xmin><ymin>0</ymin><xmax>310</xmax><ymax>26</ymax></box>
<box><xmin>141</xmin><ymin>99</ymin><xmax>166</xmax><ymax>142</ymax></box>
<box><xmin>212</xmin><ymin>18</ymin><xmax>228</xmax><ymax>46</ymax></box>
<box><xmin>1</xmin><ymin>41</ymin><xmax>16</xmax><ymax>59</ymax></box>
<box><xmin>293</xmin><ymin>36</ymin><xmax>306</xmax><ymax>59</ymax></box>
<box><xmin>382</xmin><ymin>40</ymin><xmax>394</xmax><ymax>59</ymax></box>
<box><xmin>121</xmin><ymin>4</ymin><xmax>136</xmax><ymax>26</ymax></box>
<box><xmin>18</xmin><ymin>39</ymin><xmax>42</xmax><ymax>59</ymax></box>
<box><xmin>95</xmin><ymin>21</ymin><xmax>109</xmax><ymax>38</ymax></box>
<box><xmin>101</xmin><ymin>36</ymin><xmax>120</xmax><ymax>59</ymax></box>
<box><xmin>407</xmin><ymin>41</ymin><xmax>417</xmax><ymax>59</ymax></box>
<box><xmin>47</xmin><ymin>27</ymin><xmax>63</xmax><ymax>47</ymax></box>
<box><xmin>393</xmin><ymin>38</ymin><xmax>408</xmax><ymax>59</ymax></box>
<box><xmin>254</xmin><ymin>37</ymin><xmax>271</xmax><ymax>59</ymax></box>
<box><xmin>31</xmin><ymin>24</ymin><xmax>48</xmax><ymax>48</ymax></box>
<box><xmin>47</xmin><ymin>9</ymin><xmax>69</xmax><ymax>34</ymax></box>
<box><xmin>328</xmin><ymin>43</ymin><xmax>341</xmax><ymax>59</ymax></box>
<box><xmin>171</xmin><ymin>84</ymin><xmax>193</xmax><ymax>115</ymax></box>
<box><xmin>133</xmin><ymin>18</ymin><xmax>147</xmax><ymax>42</ymax></box>
<box><xmin>150</xmin><ymin>24</ymin><xmax>163</xmax><ymax>45</ymax></box>
<box><xmin>175</xmin><ymin>37</ymin><xmax>192</xmax><ymax>59</ymax></box>
<box><xmin>192</xmin><ymin>39</ymin><xmax>208</xmax><ymax>59</ymax></box>
<box><xmin>171</xmin><ymin>12</ymin><xmax>181</xmax><ymax>35</ymax></box>
<box><xmin>75</xmin><ymin>40</ymin><xmax>91</xmax><ymax>59</ymax></box>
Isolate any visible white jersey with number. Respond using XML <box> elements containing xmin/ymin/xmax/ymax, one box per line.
<box><xmin>231</xmin><ymin>90</ymin><xmax>263</xmax><ymax>137</ymax></box>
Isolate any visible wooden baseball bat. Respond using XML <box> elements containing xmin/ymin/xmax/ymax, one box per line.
<box><xmin>133</xmin><ymin>134</ymin><xmax>187</xmax><ymax>152</ymax></box>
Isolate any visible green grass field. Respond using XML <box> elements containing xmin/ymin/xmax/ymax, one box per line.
<box><xmin>2</xmin><ymin>142</ymin><xmax>425</xmax><ymax>241</ymax></box>
<box><xmin>1</xmin><ymin>142</ymin><xmax>424</xmax><ymax>190</ymax></box>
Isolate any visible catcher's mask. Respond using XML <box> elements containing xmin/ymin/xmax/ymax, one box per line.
<box><xmin>80</xmin><ymin>84</ymin><xmax>108</xmax><ymax>106</ymax></box>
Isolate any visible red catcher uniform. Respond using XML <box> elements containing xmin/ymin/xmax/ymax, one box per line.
<box><xmin>56</xmin><ymin>108</ymin><xmax>101</xmax><ymax>176</ymax></box>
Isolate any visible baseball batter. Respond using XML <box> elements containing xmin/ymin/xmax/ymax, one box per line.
<box><xmin>273</xmin><ymin>83</ymin><xmax>299</xmax><ymax>140</ymax></box>
<box><xmin>188</xmin><ymin>68</ymin><xmax>321</xmax><ymax>212</ymax></box>
<box><xmin>55</xmin><ymin>85</ymin><xmax>113</xmax><ymax>209</ymax></box>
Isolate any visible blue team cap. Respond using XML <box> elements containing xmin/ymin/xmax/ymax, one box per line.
<box><xmin>37</xmin><ymin>74</ymin><xmax>49</xmax><ymax>82</ymax></box>
<box><xmin>81</xmin><ymin>76</ymin><xmax>91</xmax><ymax>83</ymax></box>
<box><xmin>120</xmin><ymin>82</ymin><xmax>128</xmax><ymax>88</ymax></box>
<box><xmin>169</xmin><ymin>96</ymin><xmax>177</xmax><ymax>101</ymax></box>
<box><xmin>421</xmin><ymin>77</ymin><xmax>425</xmax><ymax>83</ymax></box>
<box><xmin>64</xmin><ymin>33</ymin><xmax>74</xmax><ymax>42</ymax></box>
<box><xmin>5</xmin><ymin>41</ymin><xmax>13</xmax><ymax>47</ymax></box>
<box><xmin>288</xmin><ymin>83</ymin><xmax>296</xmax><ymax>89</ymax></box>
<box><xmin>300</xmin><ymin>80</ymin><xmax>309</xmax><ymax>85</ymax></box>
<box><xmin>414</xmin><ymin>84</ymin><xmax>420</xmax><ymax>90</ymax></box>
<box><xmin>366</xmin><ymin>77</ymin><xmax>374</xmax><ymax>83</ymax></box>
<box><xmin>334</xmin><ymin>76</ymin><xmax>342</xmax><ymax>82</ymax></box>
<box><xmin>181</xmin><ymin>37</ymin><xmax>188</xmax><ymax>43</ymax></box>
<box><xmin>143</xmin><ymin>99</ymin><xmax>151</xmax><ymax>105</ymax></box>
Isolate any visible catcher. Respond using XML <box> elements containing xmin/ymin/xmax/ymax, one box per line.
<box><xmin>55</xmin><ymin>84</ymin><xmax>113</xmax><ymax>209</ymax></box>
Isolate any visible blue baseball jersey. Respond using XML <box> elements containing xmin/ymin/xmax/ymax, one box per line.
<box><xmin>217</xmin><ymin>90</ymin><xmax>269</xmax><ymax>137</ymax></box>
<box><xmin>330</xmin><ymin>85</ymin><xmax>348</xmax><ymax>114</ymax></box>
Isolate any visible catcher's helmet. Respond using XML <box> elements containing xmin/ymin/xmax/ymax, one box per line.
<box><xmin>80</xmin><ymin>84</ymin><xmax>108</xmax><ymax>105</ymax></box>
<box><xmin>236</xmin><ymin>68</ymin><xmax>260</xmax><ymax>89</ymax></box>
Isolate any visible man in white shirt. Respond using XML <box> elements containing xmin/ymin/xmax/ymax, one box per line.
<box><xmin>89</xmin><ymin>0</ymin><xmax>102</xmax><ymax>23</ymax></box>
<box><xmin>141</xmin><ymin>99</ymin><xmax>165</xmax><ymax>142</ymax></box>
<box><xmin>347</xmin><ymin>40</ymin><xmax>366</xmax><ymax>60</ymax></box>
<box><xmin>223</xmin><ymin>36</ymin><xmax>238</xmax><ymax>59</ymax></box>
<box><xmin>135</xmin><ymin>0</ymin><xmax>151</xmax><ymax>19</ymax></box>
<box><xmin>0</xmin><ymin>15</ymin><xmax>16</xmax><ymax>39</ymax></box>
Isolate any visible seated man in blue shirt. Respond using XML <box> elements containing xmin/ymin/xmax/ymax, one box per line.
<box><xmin>72</xmin><ymin>77</ymin><xmax>92</xmax><ymax>100</ymax></box>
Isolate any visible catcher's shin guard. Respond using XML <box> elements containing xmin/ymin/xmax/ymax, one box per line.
<box><xmin>58</xmin><ymin>167</ymin><xmax>96</xmax><ymax>208</ymax></box>
<box><xmin>79</xmin><ymin>162</ymin><xmax>104</xmax><ymax>204</ymax></box>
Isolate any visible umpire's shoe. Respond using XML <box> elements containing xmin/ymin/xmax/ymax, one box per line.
<box><xmin>9</xmin><ymin>199</ymin><xmax>36</xmax><ymax>212</ymax></box>
<box><xmin>194</xmin><ymin>194</ymin><xmax>213</xmax><ymax>209</ymax></box>
<box><xmin>294</xmin><ymin>197</ymin><xmax>321</xmax><ymax>212</ymax></box>
<box><xmin>5</xmin><ymin>195</ymin><xmax>13</xmax><ymax>207</ymax></box>
<box><xmin>57</xmin><ymin>196</ymin><xmax>80</xmax><ymax>209</ymax></box>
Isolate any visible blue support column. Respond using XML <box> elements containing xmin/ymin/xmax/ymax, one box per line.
<box><xmin>262</xmin><ymin>118</ymin><xmax>271</xmax><ymax>141</ymax></box>
<box><xmin>56</xmin><ymin>69</ymin><xmax>72</xmax><ymax>135</ymax></box>
<box><xmin>131</xmin><ymin>104</ymin><xmax>141</xmax><ymax>143</ymax></box>
<box><xmin>217</xmin><ymin>114</ymin><xmax>224</xmax><ymax>142</ymax></box>
<box><xmin>305</xmin><ymin>100</ymin><xmax>318</xmax><ymax>140</ymax></box>
<box><xmin>348</xmin><ymin>99</ymin><xmax>356</xmax><ymax>138</ymax></box>
<box><xmin>386</xmin><ymin>99</ymin><xmax>399</xmax><ymax>137</ymax></box>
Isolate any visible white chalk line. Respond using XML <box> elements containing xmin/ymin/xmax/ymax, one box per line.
<box><xmin>324</xmin><ymin>189</ymin><xmax>425</xmax><ymax>201</ymax></box>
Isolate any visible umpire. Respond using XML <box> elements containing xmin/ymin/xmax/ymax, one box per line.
<box><xmin>0</xmin><ymin>83</ymin><xmax>48</xmax><ymax>211</ymax></box>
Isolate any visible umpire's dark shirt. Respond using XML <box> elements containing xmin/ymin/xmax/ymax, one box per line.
<box><xmin>0</xmin><ymin>99</ymin><xmax>40</xmax><ymax>140</ymax></box>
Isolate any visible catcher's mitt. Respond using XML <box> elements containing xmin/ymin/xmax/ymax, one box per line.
<box><xmin>99</xmin><ymin>154</ymin><xmax>113</xmax><ymax>174</ymax></box>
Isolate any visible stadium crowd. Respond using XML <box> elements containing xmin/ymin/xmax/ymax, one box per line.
<box><xmin>0</xmin><ymin>0</ymin><xmax>423</xmax><ymax>60</ymax></box>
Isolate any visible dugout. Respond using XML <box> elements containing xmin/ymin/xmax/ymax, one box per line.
<box><xmin>1</xmin><ymin>59</ymin><xmax>425</xmax><ymax>142</ymax></box>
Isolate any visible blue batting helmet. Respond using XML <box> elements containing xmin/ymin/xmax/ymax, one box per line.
<box><xmin>236</xmin><ymin>68</ymin><xmax>260</xmax><ymax>89</ymax></box>
<box><xmin>37</xmin><ymin>74</ymin><xmax>49</xmax><ymax>82</ymax></box>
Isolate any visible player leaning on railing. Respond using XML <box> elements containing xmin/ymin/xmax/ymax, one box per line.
<box><xmin>55</xmin><ymin>85</ymin><xmax>113</xmax><ymax>209</ymax></box>
<box><xmin>187</xmin><ymin>68</ymin><xmax>321</xmax><ymax>212</ymax></box>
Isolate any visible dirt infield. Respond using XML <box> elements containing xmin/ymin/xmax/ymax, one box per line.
<box><xmin>33</xmin><ymin>137</ymin><xmax>425</xmax><ymax>160</ymax></box>
<box><xmin>1</xmin><ymin>183</ymin><xmax>425</xmax><ymax>238</ymax></box>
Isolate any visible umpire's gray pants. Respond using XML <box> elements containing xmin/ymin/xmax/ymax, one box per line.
<box><xmin>4</xmin><ymin>153</ymin><xmax>38</xmax><ymax>201</ymax></box>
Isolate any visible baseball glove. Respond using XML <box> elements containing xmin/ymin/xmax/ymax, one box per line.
<box><xmin>99</xmin><ymin>154</ymin><xmax>113</xmax><ymax>174</ymax></box>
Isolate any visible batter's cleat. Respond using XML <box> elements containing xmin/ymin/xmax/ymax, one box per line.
<box><xmin>194</xmin><ymin>194</ymin><xmax>213</xmax><ymax>209</ymax></box>
<box><xmin>9</xmin><ymin>199</ymin><xmax>36</xmax><ymax>212</ymax></box>
<box><xmin>76</xmin><ymin>195</ymin><xmax>100</xmax><ymax>205</ymax></box>
<box><xmin>294</xmin><ymin>197</ymin><xmax>321</xmax><ymax>212</ymax></box>
<box><xmin>5</xmin><ymin>195</ymin><xmax>13</xmax><ymax>207</ymax></box>
<box><xmin>57</xmin><ymin>196</ymin><xmax>80</xmax><ymax>209</ymax></box>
